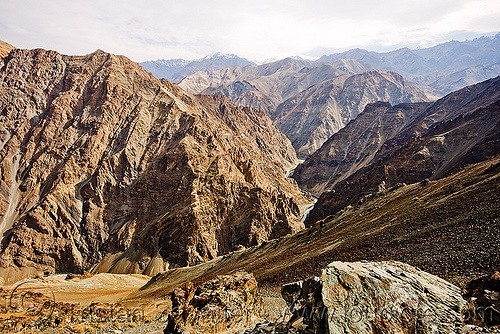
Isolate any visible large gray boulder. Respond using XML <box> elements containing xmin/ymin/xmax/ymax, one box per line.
<box><xmin>246</xmin><ymin>261</ymin><xmax>469</xmax><ymax>333</ymax></box>
<box><xmin>322</xmin><ymin>261</ymin><xmax>466</xmax><ymax>334</ymax></box>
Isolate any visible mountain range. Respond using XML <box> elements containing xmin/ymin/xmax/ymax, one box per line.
<box><xmin>143</xmin><ymin>33</ymin><xmax>500</xmax><ymax>96</ymax></box>
<box><xmin>139</xmin><ymin>34</ymin><xmax>500</xmax><ymax>160</ymax></box>
<box><xmin>179</xmin><ymin>58</ymin><xmax>435</xmax><ymax>158</ymax></box>
<box><xmin>139</xmin><ymin>52</ymin><xmax>255</xmax><ymax>83</ymax></box>
<box><xmin>0</xmin><ymin>47</ymin><xmax>312</xmax><ymax>285</ymax></box>
<box><xmin>318</xmin><ymin>33</ymin><xmax>500</xmax><ymax>95</ymax></box>
<box><xmin>0</xmin><ymin>37</ymin><xmax>499</xmax><ymax>332</ymax></box>
<box><xmin>294</xmin><ymin>76</ymin><xmax>500</xmax><ymax>223</ymax></box>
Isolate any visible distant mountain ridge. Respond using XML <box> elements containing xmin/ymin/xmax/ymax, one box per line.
<box><xmin>142</xmin><ymin>33</ymin><xmax>500</xmax><ymax>96</ymax></box>
<box><xmin>272</xmin><ymin>70</ymin><xmax>433</xmax><ymax>157</ymax></box>
<box><xmin>140</xmin><ymin>52</ymin><xmax>255</xmax><ymax>83</ymax></box>
<box><xmin>179</xmin><ymin>58</ymin><xmax>434</xmax><ymax>158</ymax></box>
<box><xmin>318</xmin><ymin>33</ymin><xmax>500</xmax><ymax>95</ymax></box>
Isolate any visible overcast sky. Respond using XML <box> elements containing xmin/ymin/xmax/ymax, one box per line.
<box><xmin>1</xmin><ymin>0</ymin><xmax>499</xmax><ymax>62</ymax></box>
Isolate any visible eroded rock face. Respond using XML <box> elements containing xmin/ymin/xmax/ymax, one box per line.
<box><xmin>164</xmin><ymin>272</ymin><xmax>264</xmax><ymax>334</ymax></box>
<box><xmin>292</xmin><ymin>101</ymin><xmax>430</xmax><ymax>195</ymax></box>
<box><xmin>246</xmin><ymin>261</ymin><xmax>466</xmax><ymax>333</ymax></box>
<box><xmin>0</xmin><ymin>48</ymin><xmax>312</xmax><ymax>284</ymax></box>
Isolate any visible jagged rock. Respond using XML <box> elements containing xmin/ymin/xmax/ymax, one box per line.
<box><xmin>164</xmin><ymin>272</ymin><xmax>264</xmax><ymax>334</ymax></box>
<box><xmin>281</xmin><ymin>277</ymin><xmax>328</xmax><ymax>333</ymax></box>
<box><xmin>464</xmin><ymin>270</ymin><xmax>500</xmax><ymax>327</ymax></box>
<box><xmin>65</xmin><ymin>271</ymin><xmax>94</xmax><ymax>280</ymax></box>
<box><xmin>0</xmin><ymin>48</ymin><xmax>312</xmax><ymax>284</ymax></box>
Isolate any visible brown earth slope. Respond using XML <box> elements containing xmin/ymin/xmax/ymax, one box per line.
<box><xmin>130</xmin><ymin>155</ymin><xmax>500</xmax><ymax>300</ymax></box>
<box><xmin>292</xmin><ymin>101</ymin><xmax>431</xmax><ymax>195</ymax></box>
<box><xmin>0</xmin><ymin>48</ymin><xmax>312</xmax><ymax>285</ymax></box>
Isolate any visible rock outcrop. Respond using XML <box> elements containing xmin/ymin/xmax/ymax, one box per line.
<box><xmin>280</xmin><ymin>277</ymin><xmax>328</xmax><ymax>333</ymax></box>
<box><xmin>322</xmin><ymin>261</ymin><xmax>465</xmax><ymax>334</ymax></box>
<box><xmin>464</xmin><ymin>269</ymin><xmax>500</xmax><ymax>327</ymax></box>
<box><xmin>0</xmin><ymin>48</ymin><xmax>312</xmax><ymax>284</ymax></box>
<box><xmin>164</xmin><ymin>272</ymin><xmax>264</xmax><ymax>334</ymax></box>
<box><xmin>295</xmin><ymin>76</ymin><xmax>500</xmax><ymax>222</ymax></box>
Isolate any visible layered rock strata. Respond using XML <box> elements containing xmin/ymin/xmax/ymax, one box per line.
<box><xmin>322</xmin><ymin>261</ymin><xmax>465</xmax><ymax>334</ymax></box>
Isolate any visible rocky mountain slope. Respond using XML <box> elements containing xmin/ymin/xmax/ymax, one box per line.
<box><xmin>273</xmin><ymin>71</ymin><xmax>432</xmax><ymax>158</ymax></box>
<box><xmin>180</xmin><ymin>59</ymin><xmax>433</xmax><ymax>158</ymax></box>
<box><xmin>140</xmin><ymin>52</ymin><xmax>255</xmax><ymax>83</ymax></box>
<box><xmin>291</xmin><ymin>101</ymin><xmax>429</xmax><ymax>194</ymax></box>
<box><xmin>130</xmin><ymin>155</ymin><xmax>500</xmax><ymax>300</ymax></box>
<box><xmin>0</xmin><ymin>48</ymin><xmax>312</xmax><ymax>285</ymax></box>
<box><xmin>293</xmin><ymin>76</ymin><xmax>500</xmax><ymax>222</ymax></box>
<box><xmin>319</xmin><ymin>33</ymin><xmax>500</xmax><ymax>95</ymax></box>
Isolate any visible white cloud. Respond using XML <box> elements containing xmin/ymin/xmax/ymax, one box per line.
<box><xmin>0</xmin><ymin>0</ymin><xmax>499</xmax><ymax>61</ymax></box>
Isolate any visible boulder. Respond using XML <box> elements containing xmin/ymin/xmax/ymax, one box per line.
<box><xmin>281</xmin><ymin>276</ymin><xmax>328</xmax><ymax>333</ymax></box>
<box><xmin>246</xmin><ymin>260</ymin><xmax>467</xmax><ymax>333</ymax></box>
<box><xmin>322</xmin><ymin>261</ymin><xmax>466</xmax><ymax>334</ymax></box>
<box><xmin>164</xmin><ymin>272</ymin><xmax>264</xmax><ymax>334</ymax></box>
<box><xmin>254</xmin><ymin>261</ymin><xmax>466</xmax><ymax>333</ymax></box>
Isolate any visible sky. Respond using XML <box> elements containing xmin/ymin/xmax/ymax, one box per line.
<box><xmin>1</xmin><ymin>0</ymin><xmax>500</xmax><ymax>62</ymax></box>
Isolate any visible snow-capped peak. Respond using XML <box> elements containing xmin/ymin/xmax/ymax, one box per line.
<box><xmin>200</xmin><ymin>52</ymin><xmax>240</xmax><ymax>61</ymax></box>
